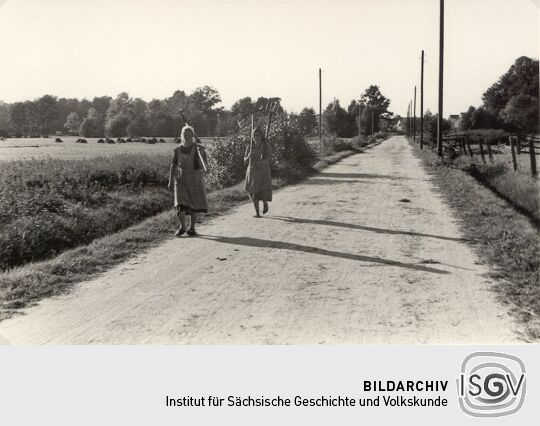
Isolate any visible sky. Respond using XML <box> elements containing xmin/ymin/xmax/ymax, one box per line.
<box><xmin>0</xmin><ymin>0</ymin><xmax>538</xmax><ymax>117</ymax></box>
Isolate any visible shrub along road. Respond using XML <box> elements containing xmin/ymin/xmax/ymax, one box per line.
<box><xmin>0</xmin><ymin>136</ymin><xmax>523</xmax><ymax>344</ymax></box>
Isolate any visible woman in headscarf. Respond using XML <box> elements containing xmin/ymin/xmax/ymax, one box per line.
<box><xmin>244</xmin><ymin>126</ymin><xmax>272</xmax><ymax>217</ymax></box>
<box><xmin>168</xmin><ymin>125</ymin><xmax>209</xmax><ymax>236</ymax></box>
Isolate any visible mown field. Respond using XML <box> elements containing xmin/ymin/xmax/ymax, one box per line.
<box><xmin>0</xmin><ymin>136</ymin><xmax>216</xmax><ymax>161</ymax></box>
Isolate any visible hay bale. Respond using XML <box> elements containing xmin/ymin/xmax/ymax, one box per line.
<box><xmin>126</xmin><ymin>137</ymin><xmax>132</xmax><ymax>142</ymax></box>
<box><xmin>97</xmin><ymin>138</ymin><xmax>105</xmax><ymax>143</ymax></box>
<box><xmin>117</xmin><ymin>138</ymin><xmax>126</xmax><ymax>143</ymax></box>
<box><xmin>80</xmin><ymin>138</ymin><xmax>87</xmax><ymax>143</ymax></box>
<box><xmin>106</xmin><ymin>138</ymin><xmax>115</xmax><ymax>144</ymax></box>
<box><xmin>158</xmin><ymin>138</ymin><xmax>166</xmax><ymax>143</ymax></box>
<box><xmin>55</xmin><ymin>138</ymin><xmax>63</xmax><ymax>143</ymax></box>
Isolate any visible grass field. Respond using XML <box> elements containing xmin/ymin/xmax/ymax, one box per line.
<box><xmin>0</xmin><ymin>136</ymin><xmax>216</xmax><ymax>161</ymax></box>
<box><xmin>451</xmin><ymin>144</ymin><xmax>539</xmax><ymax>223</ymax></box>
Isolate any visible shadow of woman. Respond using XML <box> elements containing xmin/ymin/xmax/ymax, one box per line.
<box><xmin>268</xmin><ymin>215</ymin><xmax>467</xmax><ymax>243</ymax></box>
<box><xmin>200</xmin><ymin>235</ymin><xmax>450</xmax><ymax>275</ymax></box>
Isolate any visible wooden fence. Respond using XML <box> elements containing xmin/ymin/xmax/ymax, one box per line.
<box><xmin>440</xmin><ymin>133</ymin><xmax>538</xmax><ymax>177</ymax></box>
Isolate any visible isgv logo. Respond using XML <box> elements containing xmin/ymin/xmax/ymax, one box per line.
<box><xmin>457</xmin><ymin>352</ymin><xmax>526</xmax><ymax>417</ymax></box>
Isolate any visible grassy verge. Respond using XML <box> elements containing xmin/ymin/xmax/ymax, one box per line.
<box><xmin>0</xmin><ymin>140</ymin><xmax>382</xmax><ymax>321</ymax></box>
<box><xmin>411</xmin><ymin>142</ymin><xmax>540</xmax><ymax>340</ymax></box>
<box><xmin>452</xmin><ymin>149</ymin><xmax>539</xmax><ymax>224</ymax></box>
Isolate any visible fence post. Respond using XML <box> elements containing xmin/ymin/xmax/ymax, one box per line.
<box><xmin>516</xmin><ymin>135</ymin><xmax>521</xmax><ymax>154</ymax></box>
<box><xmin>485</xmin><ymin>136</ymin><xmax>493</xmax><ymax>162</ymax></box>
<box><xmin>478</xmin><ymin>136</ymin><xmax>486</xmax><ymax>164</ymax></box>
<box><xmin>466</xmin><ymin>135</ymin><xmax>473</xmax><ymax>158</ymax></box>
<box><xmin>529</xmin><ymin>136</ymin><xmax>538</xmax><ymax>177</ymax></box>
<box><xmin>510</xmin><ymin>136</ymin><xmax>518</xmax><ymax>171</ymax></box>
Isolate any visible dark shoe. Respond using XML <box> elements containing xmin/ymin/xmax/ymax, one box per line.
<box><xmin>263</xmin><ymin>203</ymin><xmax>269</xmax><ymax>214</ymax></box>
<box><xmin>175</xmin><ymin>227</ymin><xmax>186</xmax><ymax>237</ymax></box>
<box><xmin>187</xmin><ymin>228</ymin><xmax>198</xmax><ymax>236</ymax></box>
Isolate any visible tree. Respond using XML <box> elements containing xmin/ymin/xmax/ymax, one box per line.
<box><xmin>9</xmin><ymin>102</ymin><xmax>28</xmax><ymax>136</ymax></box>
<box><xmin>91</xmin><ymin>96</ymin><xmax>112</xmax><ymax>116</ymax></box>
<box><xmin>79</xmin><ymin>108</ymin><xmax>104</xmax><ymax>137</ymax></box>
<box><xmin>36</xmin><ymin>95</ymin><xmax>58</xmax><ymax>136</ymax></box>
<box><xmin>358</xmin><ymin>85</ymin><xmax>391</xmax><ymax>136</ymax></box>
<box><xmin>185</xmin><ymin>86</ymin><xmax>223</xmax><ymax>136</ymax></box>
<box><xmin>64</xmin><ymin>112</ymin><xmax>81</xmax><ymax>135</ymax></box>
<box><xmin>500</xmin><ymin>95</ymin><xmax>539</xmax><ymax>133</ymax></box>
<box><xmin>231</xmin><ymin>97</ymin><xmax>254</xmax><ymax>117</ymax></box>
<box><xmin>24</xmin><ymin>101</ymin><xmax>40</xmax><ymax>136</ymax></box>
<box><xmin>460</xmin><ymin>106</ymin><xmax>475</xmax><ymax>131</ymax></box>
<box><xmin>105</xmin><ymin>114</ymin><xmax>130</xmax><ymax>137</ymax></box>
<box><xmin>104</xmin><ymin>93</ymin><xmax>146</xmax><ymax>137</ymax></box>
<box><xmin>482</xmin><ymin>56</ymin><xmax>538</xmax><ymax>130</ymax></box>
<box><xmin>0</xmin><ymin>101</ymin><xmax>10</xmax><ymax>136</ymax></box>
<box><xmin>323</xmin><ymin>99</ymin><xmax>349</xmax><ymax>137</ymax></box>
<box><xmin>296</xmin><ymin>107</ymin><xmax>318</xmax><ymax>137</ymax></box>
<box><xmin>360</xmin><ymin>85</ymin><xmax>391</xmax><ymax>112</ymax></box>
<box><xmin>471</xmin><ymin>107</ymin><xmax>497</xmax><ymax>129</ymax></box>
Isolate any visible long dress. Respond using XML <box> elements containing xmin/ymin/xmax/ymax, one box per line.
<box><xmin>171</xmin><ymin>143</ymin><xmax>208</xmax><ymax>213</ymax></box>
<box><xmin>244</xmin><ymin>140</ymin><xmax>272</xmax><ymax>202</ymax></box>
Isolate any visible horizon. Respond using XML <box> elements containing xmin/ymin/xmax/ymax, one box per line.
<box><xmin>0</xmin><ymin>0</ymin><xmax>538</xmax><ymax>117</ymax></box>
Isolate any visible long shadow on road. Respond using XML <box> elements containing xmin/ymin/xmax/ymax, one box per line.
<box><xmin>319</xmin><ymin>172</ymin><xmax>412</xmax><ymax>180</ymax></box>
<box><xmin>200</xmin><ymin>235</ymin><xmax>450</xmax><ymax>275</ymax></box>
<box><xmin>268</xmin><ymin>216</ymin><xmax>467</xmax><ymax>243</ymax></box>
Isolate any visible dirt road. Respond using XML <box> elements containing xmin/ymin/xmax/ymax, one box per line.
<box><xmin>0</xmin><ymin>136</ymin><xmax>522</xmax><ymax>344</ymax></box>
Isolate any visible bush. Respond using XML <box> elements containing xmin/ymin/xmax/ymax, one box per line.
<box><xmin>208</xmin><ymin>113</ymin><xmax>316</xmax><ymax>189</ymax></box>
<box><xmin>465</xmin><ymin>129</ymin><xmax>510</xmax><ymax>145</ymax></box>
<box><xmin>319</xmin><ymin>135</ymin><xmax>354</xmax><ymax>156</ymax></box>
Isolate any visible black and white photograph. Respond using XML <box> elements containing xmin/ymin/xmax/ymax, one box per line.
<box><xmin>0</xmin><ymin>0</ymin><xmax>538</xmax><ymax>423</ymax></box>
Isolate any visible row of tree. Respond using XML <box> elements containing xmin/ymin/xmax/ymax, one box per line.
<box><xmin>321</xmin><ymin>85</ymin><xmax>392</xmax><ymax>137</ymax></box>
<box><xmin>0</xmin><ymin>87</ymin><xmax>224</xmax><ymax>138</ymax></box>
<box><xmin>0</xmin><ymin>85</ymin><xmax>393</xmax><ymax>139</ymax></box>
<box><xmin>460</xmin><ymin>56</ymin><xmax>538</xmax><ymax>133</ymax></box>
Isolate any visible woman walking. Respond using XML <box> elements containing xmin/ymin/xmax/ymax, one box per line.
<box><xmin>244</xmin><ymin>126</ymin><xmax>272</xmax><ymax>217</ymax></box>
<box><xmin>168</xmin><ymin>125</ymin><xmax>209</xmax><ymax>236</ymax></box>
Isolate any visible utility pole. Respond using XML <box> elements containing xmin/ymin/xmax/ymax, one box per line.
<box><xmin>409</xmin><ymin>101</ymin><xmax>412</xmax><ymax>138</ymax></box>
<box><xmin>319</xmin><ymin>68</ymin><xmax>322</xmax><ymax>144</ymax></box>
<box><xmin>407</xmin><ymin>102</ymin><xmax>411</xmax><ymax>138</ymax></box>
<box><xmin>437</xmin><ymin>0</ymin><xmax>444</xmax><ymax>156</ymax></box>
<box><xmin>420</xmin><ymin>50</ymin><xmax>424</xmax><ymax>150</ymax></box>
<box><xmin>358</xmin><ymin>102</ymin><xmax>363</xmax><ymax>138</ymax></box>
<box><xmin>371</xmin><ymin>111</ymin><xmax>374</xmax><ymax>136</ymax></box>
<box><xmin>413</xmin><ymin>86</ymin><xmax>417</xmax><ymax>142</ymax></box>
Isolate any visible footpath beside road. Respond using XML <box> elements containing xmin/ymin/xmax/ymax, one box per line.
<box><xmin>0</xmin><ymin>136</ymin><xmax>522</xmax><ymax>344</ymax></box>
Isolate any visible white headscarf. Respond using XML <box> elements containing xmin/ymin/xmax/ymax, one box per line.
<box><xmin>181</xmin><ymin>124</ymin><xmax>195</xmax><ymax>144</ymax></box>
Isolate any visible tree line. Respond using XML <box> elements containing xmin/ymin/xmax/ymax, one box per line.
<box><xmin>0</xmin><ymin>85</ymin><xmax>394</xmax><ymax>139</ymax></box>
<box><xmin>459</xmin><ymin>56</ymin><xmax>538</xmax><ymax>134</ymax></box>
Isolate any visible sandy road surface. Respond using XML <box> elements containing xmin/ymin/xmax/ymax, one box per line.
<box><xmin>0</xmin><ymin>136</ymin><xmax>522</xmax><ymax>344</ymax></box>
